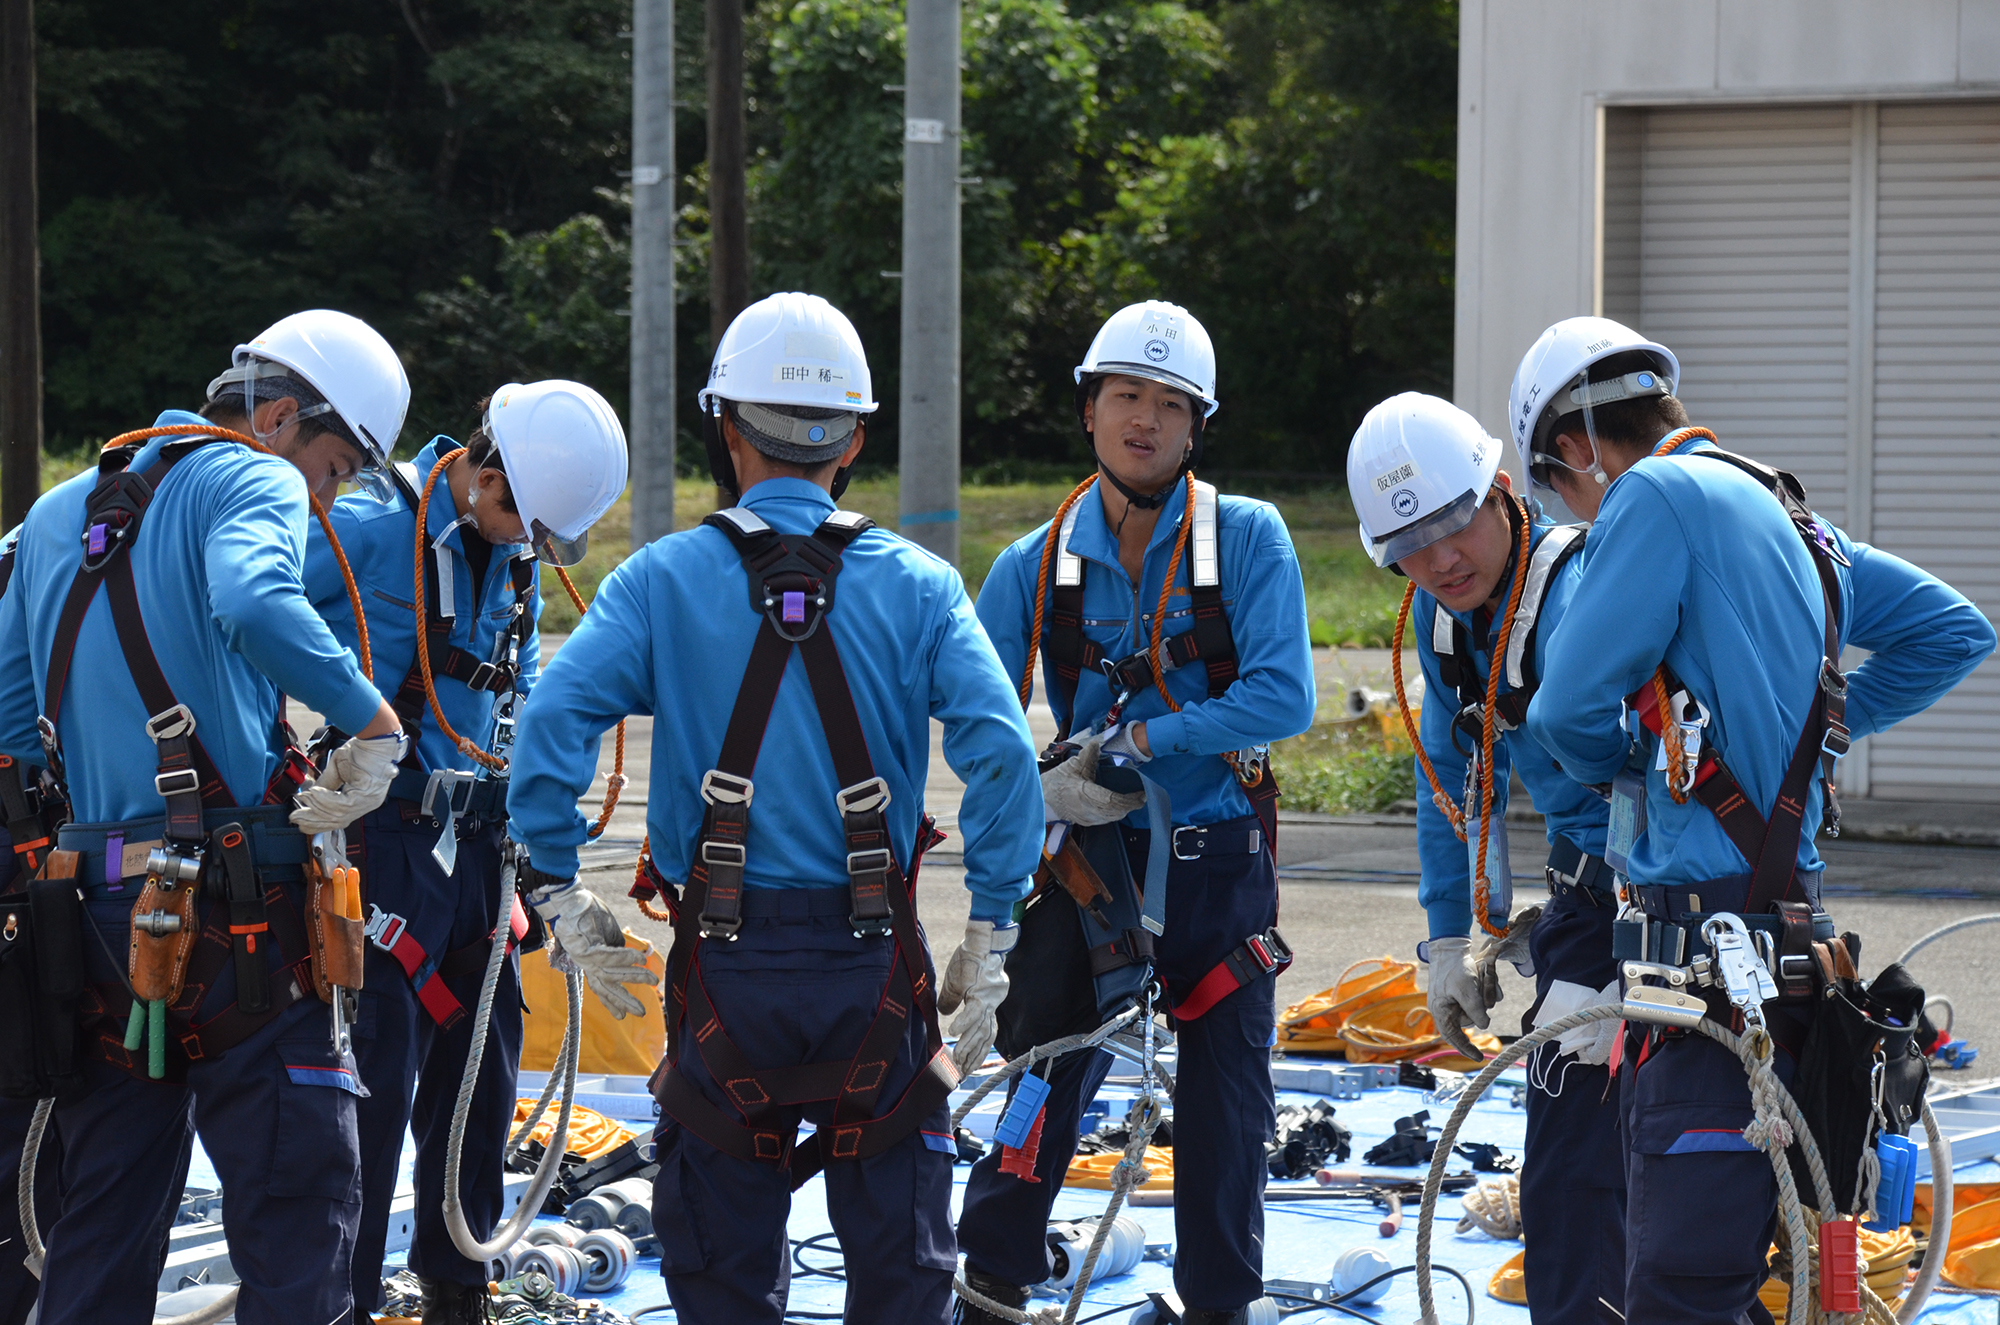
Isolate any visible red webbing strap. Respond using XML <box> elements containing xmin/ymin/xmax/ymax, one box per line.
<box><xmin>1172</xmin><ymin>929</ymin><xmax>1292</xmax><ymax>1021</ymax></box>
<box><xmin>371</xmin><ymin>915</ymin><xmax>468</xmax><ymax>1029</ymax></box>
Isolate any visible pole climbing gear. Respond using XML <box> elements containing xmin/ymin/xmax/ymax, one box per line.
<box><xmin>638</xmin><ymin>504</ymin><xmax>956</xmax><ymax>1187</ymax></box>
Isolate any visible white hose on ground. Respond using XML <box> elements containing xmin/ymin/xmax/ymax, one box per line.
<box><xmin>443</xmin><ymin>851</ymin><xmax>583</xmax><ymax>1264</ymax></box>
<box><xmin>948</xmin><ymin>1003</ymin><xmax>1175</xmax><ymax>1325</ymax></box>
<box><xmin>1894</xmin><ymin>914</ymin><xmax>2000</xmax><ymax>970</ymax></box>
<box><xmin>1897</xmin><ymin>1096</ymin><xmax>1954</xmax><ymax>1325</ymax></box>
<box><xmin>1409</xmin><ymin>1001</ymin><xmax>1950</xmax><ymax>1325</ymax></box>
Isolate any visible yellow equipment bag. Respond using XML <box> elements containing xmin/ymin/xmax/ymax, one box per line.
<box><xmin>1336</xmin><ymin>992</ymin><xmax>1499</xmax><ymax>1070</ymax></box>
<box><xmin>519</xmin><ymin>927</ymin><xmax>665</xmax><ymax>1075</ymax></box>
<box><xmin>1275</xmin><ymin>956</ymin><xmax>1418</xmax><ymax>1055</ymax></box>
<box><xmin>511</xmin><ymin>1099</ymin><xmax>637</xmax><ymax>1161</ymax></box>
<box><xmin>1487</xmin><ymin>1249</ymin><xmax>1526</xmax><ymax>1305</ymax></box>
<box><xmin>1916</xmin><ymin>1182</ymin><xmax>2000</xmax><ymax>1238</ymax></box>
<box><xmin>1064</xmin><ymin>1146</ymin><xmax>1174</xmax><ymax>1192</ymax></box>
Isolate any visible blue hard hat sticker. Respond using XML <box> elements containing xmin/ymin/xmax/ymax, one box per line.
<box><xmin>1390</xmin><ymin>488</ymin><xmax>1420</xmax><ymax>518</ymax></box>
<box><xmin>808</xmin><ymin>425</ymin><xmax>826</xmax><ymax>442</ymax></box>
<box><xmin>1638</xmin><ymin>372</ymin><xmax>1654</xmax><ymax>388</ymax></box>
<box><xmin>1144</xmin><ymin>339</ymin><xmax>1170</xmax><ymax>363</ymax></box>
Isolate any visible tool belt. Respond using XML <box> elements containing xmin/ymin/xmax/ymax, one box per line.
<box><xmin>638</xmin><ymin>505</ymin><xmax>955</xmax><ymax>1190</ymax></box>
<box><xmin>0</xmin><ymin>855</ymin><xmax>91</xmax><ymax>1101</ymax></box>
<box><xmin>45</xmin><ymin>809</ymin><xmax>314</xmax><ymax>1084</ymax></box>
<box><xmin>1544</xmin><ymin>839</ymin><xmax>1616</xmax><ymax>905</ymax></box>
<box><xmin>1620</xmin><ymin>874</ymin><xmax>1833</xmax><ymax>1006</ymax></box>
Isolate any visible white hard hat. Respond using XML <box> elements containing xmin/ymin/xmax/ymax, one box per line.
<box><xmin>1508</xmin><ymin>316</ymin><xmax>1678</xmax><ymax>492</ymax></box>
<box><xmin>219</xmin><ymin>310</ymin><xmax>410</xmax><ymax>493</ymax></box>
<box><xmin>484</xmin><ymin>381</ymin><xmax>629</xmax><ymax>566</ymax></box>
<box><xmin>1074</xmin><ymin>301</ymin><xmax>1219</xmax><ymax>416</ymax></box>
<box><xmin>1347</xmin><ymin>393</ymin><xmax>1503</xmax><ymax>569</ymax></box>
<box><xmin>697</xmin><ymin>292</ymin><xmax>877</xmax><ymax>417</ymax></box>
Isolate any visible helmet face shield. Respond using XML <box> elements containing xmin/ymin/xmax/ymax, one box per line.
<box><xmin>529</xmin><ymin>519</ymin><xmax>588</xmax><ymax>567</ymax></box>
<box><xmin>348</xmin><ymin>459</ymin><xmax>394</xmax><ymax>503</ymax></box>
<box><xmin>1365</xmin><ymin>487</ymin><xmax>1483</xmax><ymax>569</ymax></box>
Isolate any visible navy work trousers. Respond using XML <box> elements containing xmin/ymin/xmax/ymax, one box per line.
<box><xmin>348</xmin><ymin>806</ymin><xmax>522</xmax><ymax>1310</ymax></box>
<box><xmin>0</xmin><ymin>1097</ymin><xmax>62</xmax><ymax>1325</ymax></box>
<box><xmin>958</xmin><ymin>820</ymin><xmax>1279</xmax><ymax>1312</ymax></box>
<box><xmin>1519</xmin><ymin>884</ymin><xmax>1626</xmax><ymax>1324</ymax></box>
<box><xmin>1619</xmin><ymin>873</ymin><xmax>1816</xmax><ymax>1325</ymax></box>
<box><xmin>651</xmin><ymin>886</ymin><xmax>957</xmax><ymax>1325</ymax></box>
<box><xmin>39</xmin><ymin>886</ymin><xmax>362</xmax><ymax>1325</ymax></box>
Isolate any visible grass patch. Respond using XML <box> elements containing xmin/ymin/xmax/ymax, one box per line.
<box><xmin>1269</xmin><ymin>718</ymin><xmax>1417</xmax><ymax>815</ymax></box>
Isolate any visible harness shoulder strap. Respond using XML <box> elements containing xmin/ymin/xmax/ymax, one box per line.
<box><xmin>1502</xmin><ymin>524</ymin><xmax>1586</xmax><ymax>693</ymax></box>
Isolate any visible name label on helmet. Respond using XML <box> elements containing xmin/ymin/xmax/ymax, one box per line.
<box><xmin>1373</xmin><ymin>459</ymin><xmax>1419</xmax><ymax>492</ymax></box>
<box><xmin>774</xmin><ymin>364</ymin><xmax>849</xmax><ymax>386</ymax></box>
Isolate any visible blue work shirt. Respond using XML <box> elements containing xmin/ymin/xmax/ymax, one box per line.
<box><xmin>0</xmin><ymin>410</ymin><xmax>384</xmax><ymax>822</ymax></box>
<box><xmin>1528</xmin><ymin>435</ymin><xmax>1995</xmax><ymax>888</ymax></box>
<box><xmin>978</xmin><ymin>479</ymin><xmax>1317</xmax><ymax>828</ymax></box>
<box><xmin>508</xmin><ymin>478</ymin><xmax>1043</xmax><ymax>921</ymax></box>
<box><xmin>1414</xmin><ymin>518</ymin><xmax>1607</xmax><ymax>940</ymax></box>
<box><xmin>304</xmin><ymin>437</ymin><xmax>542</xmax><ymax>773</ymax></box>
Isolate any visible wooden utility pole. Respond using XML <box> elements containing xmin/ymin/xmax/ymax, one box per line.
<box><xmin>707</xmin><ymin>0</ymin><xmax>749</xmax><ymax>346</ymax></box>
<box><xmin>0</xmin><ymin>0</ymin><xmax>42</xmax><ymax>530</ymax></box>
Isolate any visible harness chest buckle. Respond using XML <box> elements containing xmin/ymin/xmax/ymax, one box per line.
<box><xmin>835</xmin><ymin>777</ymin><xmax>891</xmax><ymax>817</ymax></box>
<box><xmin>465</xmin><ymin>660</ymin><xmax>504</xmax><ymax>692</ymax></box>
<box><xmin>145</xmin><ymin>704</ymin><xmax>197</xmax><ymax>744</ymax></box>
<box><xmin>700</xmin><ymin>770</ymin><xmax>754</xmax><ymax>807</ymax></box>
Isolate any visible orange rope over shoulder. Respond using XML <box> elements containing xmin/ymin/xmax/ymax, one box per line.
<box><xmin>1392</xmin><ymin>582</ymin><xmax>1465</xmax><ymax>837</ymax></box>
<box><xmin>415</xmin><ymin>450</ymin><xmax>507</xmax><ymax>772</ymax></box>
<box><xmin>101</xmin><ymin>425</ymin><xmax>373</xmax><ymax>677</ymax></box>
<box><xmin>551</xmin><ymin>564</ymin><xmax>628</xmax><ymax>840</ymax></box>
<box><xmin>1020</xmin><ymin>474</ymin><xmax>1100</xmax><ymax>709</ymax></box>
<box><xmin>1638</xmin><ymin>426</ymin><xmax>1719</xmax><ymax>806</ymax></box>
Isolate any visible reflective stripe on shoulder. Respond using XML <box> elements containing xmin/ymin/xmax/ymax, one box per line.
<box><xmin>822</xmin><ymin>509</ymin><xmax>871</xmax><ymax>534</ymax></box>
<box><xmin>711</xmin><ymin>506</ymin><xmax>773</xmax><ymax>537</ymax></box>
<box><xmin>1055</xmin><ymin>496</ymin><xmax>1086</xmax><ymax>587</ymax></box>
<box><xmin>1432</xmin><ymin>600</ymin><xmax>1455</xmax><ymax>657</ymax></box>
<box><xmin>1503</xmin><ymin>524</ymin><xmax>1586</xmax><ymax>691</ymax></box>
<box><xmin>1190</xmin><ymin>480</ymin><xmax>1219</xmax><ymax>589</ymax></box>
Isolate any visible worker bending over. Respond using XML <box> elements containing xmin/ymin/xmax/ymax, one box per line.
<box><xmin>1517</xmin><ymin>316</ymin><xmax>1995</xmax><ymax>1323</ymax></box>
<box><xmin>305</xmin><ymin>381</ymin><xmax>627</xmax><ymax>1323</ymax></box>
<box><xmin>958</xmin><ymin>301</ymin><xmax>1315</xmax><ymax>1325</ymax></box>
<box><xmin>1345</xmin><ymin>390</ymin><xmax>1622</xmax><ymax>1323</ymax></box>
<box><xmin>0</xmin><ymin>310</ymin><xmax>410</xmax><ymax>1324</ymax></box>
<box><xmin>508</xmin><ymin>292</ymin><xmax>1042</xmax><ymax>1325</ymax></box>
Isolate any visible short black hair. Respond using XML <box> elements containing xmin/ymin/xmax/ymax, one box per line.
<box><xmin>199</xmin><ymin>383</ymin><xmax>343</xmax><ymax>447</ymax></box>
<box><xmin>464</xmin><ymin>396</ymin><xmax>519</xmax><ymax>515</ymax></box>
<box><xmin>1551</xmin><ymin>349</ymin><xmax>1690</xmax><ymax>452</ymax></box>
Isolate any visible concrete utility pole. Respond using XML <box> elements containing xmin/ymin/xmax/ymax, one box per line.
<box><xmin>897</xmin><ymin>0</ymin><xmax>961</xmax><ymax>565</ymax></box>
<box><xmin>0</xmin><ymin>0</ymin><xmax>42</xmax><ymax>531</ymax></box>
<box><xmin>629</xmin><ymin>0</ymin><xmax>676</xmax><ymax>549</ymax></box>
<box><xmin>707</xmin><ymin>0</ymin><xmax>749</xmax><ymax>346</ymax></box>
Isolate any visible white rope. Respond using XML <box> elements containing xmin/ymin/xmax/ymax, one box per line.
<box><xmin>1894</xmin><ymin>914</ymin><xmax>2000</xmax><ymax>969</ymax></box>
<box><xmin>1454</xmin><ymin>1174</ymin><xmax>1521</xmax><ymax>1239</ymax></box>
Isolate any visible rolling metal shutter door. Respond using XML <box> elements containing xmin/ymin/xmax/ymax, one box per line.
<box><xmin>1865</xmin><ymin>102</ymin><xmax>2000</xmax><ymax>799</ymax></box>
<box><xmin>1635</xmin><ymin>105</ymin><xmax>1855</xmax><ymax>527</ymax></box>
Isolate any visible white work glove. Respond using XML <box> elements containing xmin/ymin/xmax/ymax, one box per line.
<box><xmin>1099</xmin><ymin>722</ymin><xmax>1151</xmax><ymax>765</ymax></box>
<box><xmin>1425</xmin><ymin>936</ymin><xmax>1496</xmax><ymax>1062</ymax></box>
<box><xmin>1042</xmin><ymin>733</ymin><xmax>1146</xmax><ymax>826</ymax></box>
<box><xmin>289</xmin><ymin>732</ymin><xmax>409</xmax><ymax>832</ymax></box>
<box><xmin>1533</xmin><ymin>978</ymin><xmax>1623</xmax><ymax>1067</ymax></box>
<box><xmin>526</xmin><ymin>875</ymin><xmax>661</xmax><ymax>1020</ymax></box>
<box><xmin>937</xmin><ymin>919</ymin><xmax>1019</xmax><ymax>1079</ymax></box>
<box><xmin>1474</xmin><ymin>905</ymin><xmax>1543</xmax><ymax>984</ymax></box>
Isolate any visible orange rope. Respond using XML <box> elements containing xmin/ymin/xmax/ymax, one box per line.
<box><xmin>1143</xmin><ymin>473</ymin><xmax>1197</xmax><ymax>717</ymax></box>
<box><xmin>414</xmin><ymin>451</ymin><xmax>508</xmax><ymax>772</ymax></box>
<box><xmin>1470</xmin><ymin>499</ymin><xmax>1533</xmax><ymax>938</ymax></box>
<box><xmin>101</xmin><ymin>425</ymin><xmax>372</xmax><ymax>677</ymax></box>
<box><xmin>551</xmin><ymin>565</ymin><xmax>629</xmax><ymax>840</ymax></box>
<box><xmin>1392</xmin><ymin>583</ymin><xmax>1467</xmax><ymax>838</ymax></box>
<box><xmin>1020</xmin><ymin>474</ymin><xmax>1100</xmax><ymax>709</ymax></box>
<box><xmin>633</xmin><ymin>837</ymin><xmax>673</xmax><ymax>923</ymax></box>
<box><xmin>1637</xmin><ymin>427</ymin><xmax>1718</xmax><ymax>806</ymax></box>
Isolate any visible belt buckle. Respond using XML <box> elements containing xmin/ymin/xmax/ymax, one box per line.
<box><xmin>365</xmin><ymin>904</ymin><xmax>407</xmax><ymax>952</ymax></box>
<box><xmin>466</xmin><ymin>660</ymin><xmax>503</xmax><ymax>692</ymax></box>
<box><xmin>1246</xmin><ymin>929</ymin><xmax>1289</xmax><ymax>973</ymax></box>
<box><xmin>1172</xmin><ymin>826</ymin><xmax>1203</xmax><ymax>861</ymax></box>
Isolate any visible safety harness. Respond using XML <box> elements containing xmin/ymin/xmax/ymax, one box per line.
<box><xmin>1025</xmin><ymin>476</ymin><xmax>1290</xmax><ymax>1022</ymax></box>
<box><xmin>1625</xmin><ymin>442</ymin><xmax>1848</xmax><ymax>920</ymax></box>
<box><xmin>38</xmin><ymin>435</ymin><xmax>334</xmax><ymax>1080</ymax></box>
<box><xmin>1427</xmin><ymin>522</ymin><xmax>1586</xmax><ymax>736</ymax></box>
<box><xmin>641</xmin><ymin>507</ymin><xmax>956</xmax><ymax>1187</ymax></box>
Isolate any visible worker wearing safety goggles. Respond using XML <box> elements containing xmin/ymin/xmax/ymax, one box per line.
<box><xmin>0</xmin><ymin>309</ymin><xmax>411</xmax><ymax>1324</ymax></box>
<box><xmin>954</xmin><ymin>302</ymin><xmax>1315</xmax><ymax>1325</ymax></box>
<box><xmin>302</xmin><ymin>381</ymin><xmax>630</xmax><ymax>1324</ymax></box>
<box><xmin>1517</xmin><ymin>316</ymin><xmax>1994</xmax><ymax>1323</ymax></box>
<box><xmin>507</xmin><ymin>292</ymin><xmax>1043</xmax><ymax>1325</ymax></box>
<box><xmin>1347</xmin><ymin>391</ymin><xmax>1623</xmax><ymax>1323</ymax></box>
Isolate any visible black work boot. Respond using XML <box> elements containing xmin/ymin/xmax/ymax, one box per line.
<box><xmin>417</xmin><ymin>1278</ymin><xmax>490</xmax><ymax>1325</ymax></box>
<box><xmin>954</xmin><ymin>1269</ymin><xmax>1031</xmax><ymax>1325</ymax></box>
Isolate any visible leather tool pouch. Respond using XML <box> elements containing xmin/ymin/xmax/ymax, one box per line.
<box><xmin>305</xmin><ymin>853</ymin><xmax>365</xmax><ymax>1002</ymax></box>
<box><xmin>0</xmin><ymin>851</ymin><xmax>89</xmax><ymax>1100</ymax></box>
<box><xmin>128</xmin><ymin>874</ymin><xmax>201</xmax><ymax>1004</ymax></box>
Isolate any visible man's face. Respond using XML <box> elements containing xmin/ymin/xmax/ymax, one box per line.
<box><xmin>1544</xmin><ymin>429</ymin><xmax>1607</xmax><ymax>521</ymax></box>
<box><xmin>1083</xmin><ymin>375</ymin><xmax>1196</xmax><ymax>495</ymax></box>
<box><xmin>259</xmin><ymin>399</ymin><xmax>367</xmax><ymax>506</ymax></box>
<box><xmin>1395</xmin><ymin>488</ymin><xmax>1515</xmax><ymax>613</ymax></box>
<box><xmin>467</xmin><ymin>468</ymin><xmax>529</xmax><ymax>545</ymax></box>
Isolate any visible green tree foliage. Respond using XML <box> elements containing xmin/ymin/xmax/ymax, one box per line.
<box><xmin>34</xmin><ymin>0</ymin><xmax>1454</xmax><ymax>473</ymax></box>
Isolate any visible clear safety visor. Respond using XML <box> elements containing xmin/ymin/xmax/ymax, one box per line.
<box><xmin>529</xmin><ymin>518</ymin><xmax>588</xmax><ymax>567</ymax></box>
<box><xmin>1365</xmin><ymin>488</ymin><xmax>1482</xmax><ymax>569</ymax></box>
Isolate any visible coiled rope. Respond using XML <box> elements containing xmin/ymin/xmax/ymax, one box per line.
<box><xmin>1387</xmin><ymin>492</ymin><xmax>1533</xmax><ymax>937</ymax></box>
<box><xmin>948</xmin><ymin>1004</ymin><xmax>1175</xmax><ymax>1325</ymax></box>
<box><xmin>1410</xmin><ymin>1000</ymin><xmax>1950</xmax><ymax>1325</ymax></box>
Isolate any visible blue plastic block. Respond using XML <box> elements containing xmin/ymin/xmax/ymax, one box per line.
<box><xmin>995</xmin><ymin>1073</ymin><xmax>1052</xmax><ymax>1150</ymax></box>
